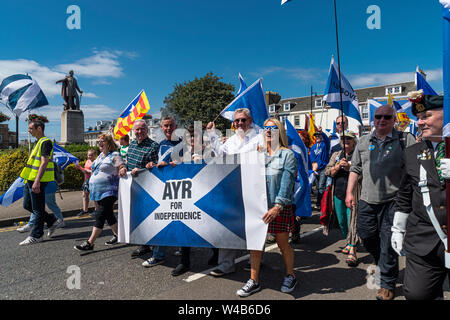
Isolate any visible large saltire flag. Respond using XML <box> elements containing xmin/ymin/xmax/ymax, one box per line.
<box><xmin>0</xmin><ymin>144</ymin><xmax>78</xmax><ymax>207</ymax></box>
<box><xmin>416</xmin><ymin>66</ymin><xmax>438</xmax><ymax>96</ymax></box>
<box><xmin>221</xmin><ymin>73</ymin><xmax>248</xmax><ymax>124</ymax></box>
<box><xmin>220</xmin><ymin>78</ymin><xmax>270</xmax><ymax>129</ymax></box>
<box><xmin>118</xmin><ymin>152</ymin><xmax>268</xmax><ymax>250</ymax></box>
<box><xmin>442</xmin><ymin>0</ymin><xmax>450</xmax><ymax>137</ymax></box>
<box><xmin>0</xmin><ymin>74</ymin><xmax>48</xmax><ymax>117</ymax></box>
<box><xmin>281</xmin><ymin>0</ymin><xmax>291</xmax><ymax>4</ymax></box>
<box><xmin>286</xmin><ymin>119</ymin><xmax>312</xmax><ymax>217</ymax></box>
<box><xmin>113</xmin><ymin>90</ymin><xmax>150</xmax><ymax>139</ymax></box>
<box><xmin>323</xmin><ymin>56</ymin><xmax>363</xmax><ymax>125</ymax></box>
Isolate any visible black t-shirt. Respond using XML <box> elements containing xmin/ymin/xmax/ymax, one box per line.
<box><xmin>333</xmin><ymin>151</ymin><xmax>353</xmax><ymax>201</ymax></box>
<box><xmin>40</xmin><ymin>140</ymin><xmax>53</xmax><ymax>158</ymax></box>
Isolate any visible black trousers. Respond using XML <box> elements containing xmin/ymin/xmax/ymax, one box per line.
<box><xmin>94</xmin><ymin>196</ymin><xmax>117</xmax><ymax>229</ymax></box>
<box><xmin>404</xmin><ymin>241</ymin><xmax>450</xmax><ymax>300</ymax></box>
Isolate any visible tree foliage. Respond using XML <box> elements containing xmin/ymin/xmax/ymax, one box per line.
<box><xmin>161</xmin><ymin>72</ymin><xmax>235</xmax><ymax>133</ymax></box>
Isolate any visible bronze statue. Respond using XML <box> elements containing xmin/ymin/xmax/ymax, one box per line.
<box><xmin>56</xmin><ymin>70</ymin><xmax>83</xmax><ymax>110</ymax></box>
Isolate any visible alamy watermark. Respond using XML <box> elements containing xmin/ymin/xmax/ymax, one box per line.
<box><xmin>66</xmin><ymin>265</ymin><xmax>81</xmax><ymax>290</ymax></box>
<box><xmin>66</xmin><ymin>5</ymin><xmax>81</xmax><ymax>30</ymax></box>
<box><xmin>366</xmin><ymin>5</ymin><xmax>381</xmax><ymax>30</ymax></box>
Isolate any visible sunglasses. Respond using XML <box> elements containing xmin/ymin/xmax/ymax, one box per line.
<box><xmin>263</xmin><ymin>125</ymin><xmax>278</xmax><ymax>131</ymax></box>
<box><xmin>374</xmin><ymin>114</ymin><xmax>393</xmax><ymax>120</ymax></box>
<box><xmin>234</xmin><ymin>118</ymin><xmax>247</xmax><ymax>123</ymax></box>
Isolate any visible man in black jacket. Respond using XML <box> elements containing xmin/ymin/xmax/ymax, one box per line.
<box><xmin>392</xmin><ymin>92</ymin><xmax>450</xmax><ymax>300</ymax></box>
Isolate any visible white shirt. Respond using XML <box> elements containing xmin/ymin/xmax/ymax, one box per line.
<box><xmin>208</xmin><ymin>128</ymin><xmax>263</xmax><ymax>155</ymax></box>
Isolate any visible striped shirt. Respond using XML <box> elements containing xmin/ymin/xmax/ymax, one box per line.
<box><xmin>126</xmin><ymin>137</ymin><xmax>159</xmax><ymax>170</ymax></box>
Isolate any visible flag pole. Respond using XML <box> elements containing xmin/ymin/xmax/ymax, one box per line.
<box><xmin>333</xmin><ymin>0</ymin><xmax>347</xmax><ymax>158</ymax></box>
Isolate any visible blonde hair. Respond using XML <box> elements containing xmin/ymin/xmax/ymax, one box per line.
<box><xmin>98</xmin><ymin>134</ymin><xmax>117</xmax><ymax>153</ymax></box>
<box><xmin>263</xmin><ymin>118</ymin><xmax>289</xmax><ymax>150</ymax></box>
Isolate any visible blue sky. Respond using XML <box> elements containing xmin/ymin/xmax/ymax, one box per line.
<box><xmin>0</xmin><ymin>0</ymin><xmax>445</xmax><ymax>141</ymax></box>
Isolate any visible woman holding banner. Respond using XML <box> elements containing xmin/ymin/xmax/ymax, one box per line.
<box><xmin>236</xmin><ymin>118</ymin><xmax>298</xmax><ymax>297</ymax></box>
<box><xmin>74</xmin><ymin>134</ymin><xmax>125</xmax><ymax>251</ymax></box>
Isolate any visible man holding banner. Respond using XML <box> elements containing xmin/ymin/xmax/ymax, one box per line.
<box><xmin>392</xmin><ymin>93</ymin><xmax>450</xmax><ymax>300</ymax></box>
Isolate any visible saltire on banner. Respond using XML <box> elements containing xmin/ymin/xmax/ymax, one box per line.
<box><xmin>220</xmin><ymin>78</ymin><xmax>270</xmax><ymax>129</ymax></box>
<box><xmin>118</xmin><ymin>152</ymin><xmax>268</xmax><ymax>250</ymax></box>
<box><xmin>0</xmin><ymin>144</ymin><xmax>78</xmax><ymax>207</ymax></box>
<box><xmin>285</xmin><ymin>119</ymin><xmax>312</xmax><ymax>217</ymax></box>
<box><xmin>442</xmin><ymin>0</ymin><xmax>450</xmax><ymax>137</ymax></box>
<box><xmin>113</xmin><ymin>90</ymin><xmax>150</xmax><ymax>139</ymax></box>
<box><xmin>323</xmin><ymin>56</ymin><xmax>363</xmax><ymax>125</ymax></box>
<box><xmin>0</xmin><ymin>74</ymin><xmax>48</xmax><ymax>117</ymax></box>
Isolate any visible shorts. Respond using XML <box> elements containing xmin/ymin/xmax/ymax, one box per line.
<box><xmin>268</xmin><ymin>205</ymin><xmax>294</xmax><ymax>234</ymax></box>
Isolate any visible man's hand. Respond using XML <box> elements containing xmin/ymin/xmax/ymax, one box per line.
<box><xmin>145</xmin><ymin>162</ymin><xmax>155</xmax><ymax>170</ymax></box>
<box><xmin>32</xmin><ymin>181</ymin><xmax>41</xmax><ymax>194</ymax></box>
<box><xmin>119</xmin><ymin>167</ymin><xmax>127</xmax><ymax>177</ymax></box>
<box><xmin>439</xmin><ymin>158</ymin><xmax>450</xmax><ymax>179</ymax></box>
<box><xmin>206</xmin><ymin>122</ymin><xmax>215</xmax><ymax>130</ymax></box>
<box><xmin>391</xmin><ymin>212</ymin><xmax>408</xmax><ymax>256</ymax></box>
<box><xmin>131</xmin><ymin>168</ymin><xmax>140</xmax><ymax>176</ymax></box>
<box><xmin>345</xmin><ymin>193</ymin><xmax>355</xmax><ymax>209</ymax></box>
<box><xmin>156</xmin><ymin>161</ymin><xmax>168</xmax><ymax>168</ymax></box>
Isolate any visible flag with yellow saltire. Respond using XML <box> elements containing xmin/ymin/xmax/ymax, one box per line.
<box><xmin>388</xmin><ymin>92</ymin><xmax>411</xmax><ymax>131</ymax></box>
<box><xmin>114</xmin><ymin>90</ymin><xmax>150</xmax><ymax>139</ymax></box>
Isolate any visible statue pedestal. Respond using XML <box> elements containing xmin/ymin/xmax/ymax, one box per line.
<box><xmin>60</xmin><ymin>110</ymin><xmax>84</xmax><ymax>145</ymax></box>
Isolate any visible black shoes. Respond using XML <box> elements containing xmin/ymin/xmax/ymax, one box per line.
<box><xmin>74</xmin><ymin>240</ymin><xmax>94</xmax><ymax>251</ymax></box>
<box><xmin>171</xmin><ymin>264</ymin><xmax>190</xmax><ymax>276</ymax></box>
<box><xmin>105</xmin><ymin>235</ymin><xmax>118</xmax><ymax>245</ymax></box>
<box><xmin>131</xmin><ymin>245</ymin><xmax>152</xmax><ymax>257</ymax></box>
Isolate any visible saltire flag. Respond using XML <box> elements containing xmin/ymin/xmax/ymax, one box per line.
<box><xmin>0</xmin><ymin>74</ymin><xmax>48</xmax><ymax>117</ymax></box>
<box><xmin>113</xmin><ymin>90</ymin><xmax>150</xmax><ymax>139</ymax></box>
<box><xmin>220</xmin><ymin>73</ymin><xmax>248</xmax><ymax>122</ymax></box>
<box><xmin>442</xmin><ymin>0</ymin><xmax>450</xmax><ymax>137</ymax></box>
<box><xmin>236</xmin><ymin>73</ymin><xmax>248</xmax><ymax>96</ymax></box>
<box><xmin>285</xmin><ymin>119</ymin><xmax>312</xmax><ymax>217</ymax></box>
<box><xmin>0</xmin><ymin>144</ymin><xmax>78</xmax><ymax>207</ymax></box>
<box><xmin>281</xmin><ymin>0</ymin><xmax>291</xmax><ymax>4</ymax></box>
<box><xmin>416</xmin><ymin>66</ymin><xmax>438</xmax><ymax>96</ymax></box>
<box><xmin>118</xmin><ymin>152</ymin><xmax>268</xmax><ymax>250</ymax></box>
<box><xmin>323</xmin><ymin>56</ymin><xmax>363</xmax><ymax>125</ymax></box>
<box><xmin>220</xmin><ymin>78</ymin><xmax>270</xmax><ymax>130</ymax></box>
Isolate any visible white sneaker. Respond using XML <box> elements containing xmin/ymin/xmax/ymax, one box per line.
<box><xmin>19</xmin><ymin>236</ymin><xmax>43</xmax><ymax>246</ymax></box>
<box><xmin>17</xmin><ymin>224</ymin><xmax>32</xmax><ymax>233</ymax></box>
<box><xmin>47</xmin><ymin>220</ymin><xmax>62</xmax><ymax>237</ymax></box>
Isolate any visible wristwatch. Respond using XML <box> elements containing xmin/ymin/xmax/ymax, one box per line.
<box><xmin>274</xmin><ymin>203</ymin><xmax>284</xmax><ymax>210</ymax></box>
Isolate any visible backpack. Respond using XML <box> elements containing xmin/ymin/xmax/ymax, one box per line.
<box><xmin>54</xmin><ymin>162</ymin><xmax>64</xmax><ymax>186</ymax></box>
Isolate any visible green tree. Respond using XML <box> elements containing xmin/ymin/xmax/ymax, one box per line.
<box><xmin>162</xmin><ymin>72</ymin><xmax>235</xmax><ymax>133</ymax></box>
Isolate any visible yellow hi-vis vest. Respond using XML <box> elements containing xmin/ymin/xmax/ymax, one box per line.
<box><xmin>20</xmin><ymin>137</ymin><xmax>54</xmax><ymax>183</ymax></box>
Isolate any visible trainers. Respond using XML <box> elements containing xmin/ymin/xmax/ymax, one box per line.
<box><xmin>47</xmin><ymin>220</ymin><xmax>61</xmax><ymax>238</ymax></box>
<box><xmin>19</xmin><ymin>236</ymin><xmax>43</xmax><ymax>246</ymax></box>
<box><xmin>17</xmin><ymin>224</ymin><xmax>32</xmax><ymax>233</ymax></box>
<box><xmin>105</xmin><ymin>235</ymin><xmax>118</xmax><ymax>245</ymax></box>
<box><xmin>209</xmin><ymin>268</ymin><xmax>226</xmax><ymax>277</ymax></box>
<box><xmin>74</xmin><ymin>240</ymin><xmax>94</xmax><ymax>251</ymax></box>
<box><xmin>142</xmin><ymin>257</ymin><xmax>165</xmax><ymax>268</ymax></box>
<box><xmin>77</xmin><ymin>210</ymin><xmax>89</xmax><ymax>217</ymax></box>
<box><xmin>237</xmin><ymin>279</ymin><xmax>261</xmax><ymax>297</ymax></box>
<box><xmin>131</xmin><ymin>245</ymin><xmax>152</xmax><ymax>257</ymax></box>
<box><xmin>171</xmin><ymin>263</ymin><xmax>190</xmax><ymax>276</ymax></box>
<box><xmin>280</xmin><ymin>274</ymin><xmax>297</xmax><ymax>293</ymax></box>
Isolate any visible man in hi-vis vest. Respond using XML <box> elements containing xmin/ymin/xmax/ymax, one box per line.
<box><xmin>19</xmin><ymin>121</ymin><xmax>61</xmax><ymax>245</ymax></box>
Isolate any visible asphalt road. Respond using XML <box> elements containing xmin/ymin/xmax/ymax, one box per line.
<box><xmin>3</xmin><ymin>210</ymin><xmax>447</xmax><ymax>303</ymax></box>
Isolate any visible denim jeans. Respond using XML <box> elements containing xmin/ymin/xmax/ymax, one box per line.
<box><xmin>356</xmin><ymin>200</ymin><xmax>398</xmax><ymax>290</ymax></box>
<box><xmin>23</xmin><ymin>181</ymin><xmax>56</xmax><ymax>239</ymax></box>
<box><xmin>152</xmin><ymin>246</ymin><xmax>166</xmax><ymax>260</ymax></box>
<box><xmin>28</xmin><ymin>192</ymin><xmax>63</xmax><ymax>225</ymax></box>
<box><xmin>316</xmin><ymin>168</ymin><xmax>327</xmax><ymax>206</ymax></box>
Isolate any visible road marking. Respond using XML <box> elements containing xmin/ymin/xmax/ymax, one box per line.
<box><xmin>183</xmin><ymin>226</ymin><xmax>324</xmax><ymax>283</ymax></box>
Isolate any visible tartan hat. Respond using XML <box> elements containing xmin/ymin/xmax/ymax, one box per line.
<box><xmin>408</xmin><ymin>90</ymin><xmax>444</xmax><ymax>116</ymax></box>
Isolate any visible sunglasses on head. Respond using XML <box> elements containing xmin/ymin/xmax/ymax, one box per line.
<box><xmin>263</xmin><ymin>125</ymin><xmax>278</xmax><ymax>131</ymax></box>
<box><xmin>234</xmin><ymin>118</ymin><xmax>247</xmax><ymax>123</ymax></box>
<box><xmin>374</xmin><ymin>114</ymin><xmax>393</xmax><ymax>120</ymax></box>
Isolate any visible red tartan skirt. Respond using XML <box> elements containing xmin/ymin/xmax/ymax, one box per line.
<box><xmin>268</xmin><ymin>205</ymin><xmax>294</xmax><ymax>234</ymax></box>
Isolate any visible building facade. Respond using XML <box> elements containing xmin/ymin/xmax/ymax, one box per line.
<box><xmin>0</xmin><ymin>124</ymin><xmax>17</xmax><ymax>149</ymax></box>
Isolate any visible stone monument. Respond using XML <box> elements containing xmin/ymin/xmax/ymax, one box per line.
<box><xmin>56</xmin><ymin>71</ymin><xmax>85</xmax><ymax>144</ymax></box>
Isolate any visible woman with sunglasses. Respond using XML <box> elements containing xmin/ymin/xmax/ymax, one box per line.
<box><xmin>325</xmin><ymin>131</ymin><xmax>361</xmax><ymax>267</ymax></box>
<box><xmin>236</xmin><ymin>118</ymin><xmax>298</xmax><ymax>297</ymax></box>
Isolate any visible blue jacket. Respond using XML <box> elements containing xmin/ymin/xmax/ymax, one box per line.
<box><xmin>309</xmin><ymin>133</ymin><xmax>330</xmax><ymax>171</ymax></box>
<box><xmin>266</xmin><ymin>148</ymin><xmax>298</xmax><ymax>208</ymax></box>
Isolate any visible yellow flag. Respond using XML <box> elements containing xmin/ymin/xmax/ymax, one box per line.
<box><xmin>387</xmin><ymin>93</ymin><xmax>394</xmax><ymax>107</ymax></box>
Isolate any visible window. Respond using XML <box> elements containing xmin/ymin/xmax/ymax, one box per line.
<box><xmin>269</xmin><ymin>105</ymin><xmax>276</xmax><ymax>113</ymax></box>
<box><xmin>362</xmin><ymin>106</ymin><xmax>369</xmax><ymax>120</ymax></box>
<box><xmin>294</xmin><ymin>115</ymin><xmax>300</xmax><ymax>126</ymax></box>
<box><xmin>283</xmin><ymin>103</ymin><xmax>290</xmax><ymax>112</ymax></box>
<box><xmin>385</xmin><ymin>86</ymin><xmax>402</xmax><ymax>95</ymax></box>
<box><xmin>279</xmin><ymin>115</ymin><xmax>287</xmax><ymax>124</ymax></box>
<box><xmin>315</xmin><ymin>99</ymin><xmax>323</xmax><ymax>108</ymax></box>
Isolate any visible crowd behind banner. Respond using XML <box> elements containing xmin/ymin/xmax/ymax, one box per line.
<box><xmin>14</xmin><ymin>91</ymin><xmax>450</xmax><ymax>299</ymax></box>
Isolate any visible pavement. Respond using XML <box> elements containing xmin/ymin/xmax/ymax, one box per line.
<box><xmin>0</xmin><ymin>190</ymin><xmax>95</xmax><ymax>227</ymax></box>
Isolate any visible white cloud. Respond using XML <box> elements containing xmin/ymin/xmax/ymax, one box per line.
<box><xmin>349</xmin><ymin>68</ymin><xmax>443</xmax><ymax>88</ymax></box>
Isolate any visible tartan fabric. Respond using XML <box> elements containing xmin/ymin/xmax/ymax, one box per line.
<box><xmin>436</xmin><ymin>141</ymin><xmax>445</xmax><ymax>182</ymax></box>
<box><xmin>126</xmin><ymin>138</ymin><xmax>159</xmax><ymax>170</ymax></box>
<box><xmin>268</xmin><ymin>205</ymin><xmax>294</xmax><ymax>234</ymax></box>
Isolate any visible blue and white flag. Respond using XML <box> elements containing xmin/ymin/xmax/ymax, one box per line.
<box><xmin>285</xmin><ymin>119</ymin><xmax>312</xmax><ymax>217</ymax></box>
<box><xmin>281</xmin><ymin>0</ymin><xmax>291</xmax><ymax>5</ymax></box>
<box><xmin>236</xmin><ymin>73</ymin><xmax>248</xmax><ymax>96</ymax></box>
<box><xmin>220</xmin><ymin>73</ymin><xmax>248</xmax><ymax>123</ymax></box>
<box><xmin>0</xmin><ymin>74</ymin><xmax>48</xmax><ymax>117</ymax></box>
<box><xmin>323</xmin><ymin>56</ymin><xmax>363</xmax><ymax>125</ymax></box>
<box><xmin>118</xmin><ymin>152</ymin><xmax>268</xmax><ymax>250</ymax></box>
<box><xmin>416</xmin><ymin>67</ymin><xmax>438</xmax><ymax>96</ymax></box>
<box><xmin>220</xmin><ymin>78</ymin><xmax>270</xmax><ymax>129</ymax></box>
<box><xmin>0</xmin><ymin>143</ymin><xmax>78</xmax><ymax>207</ymax></box>
<box><xmin>442</xmin><ymin>0</ymin><xmax>450</xmax><ymax>137</ymax></box>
